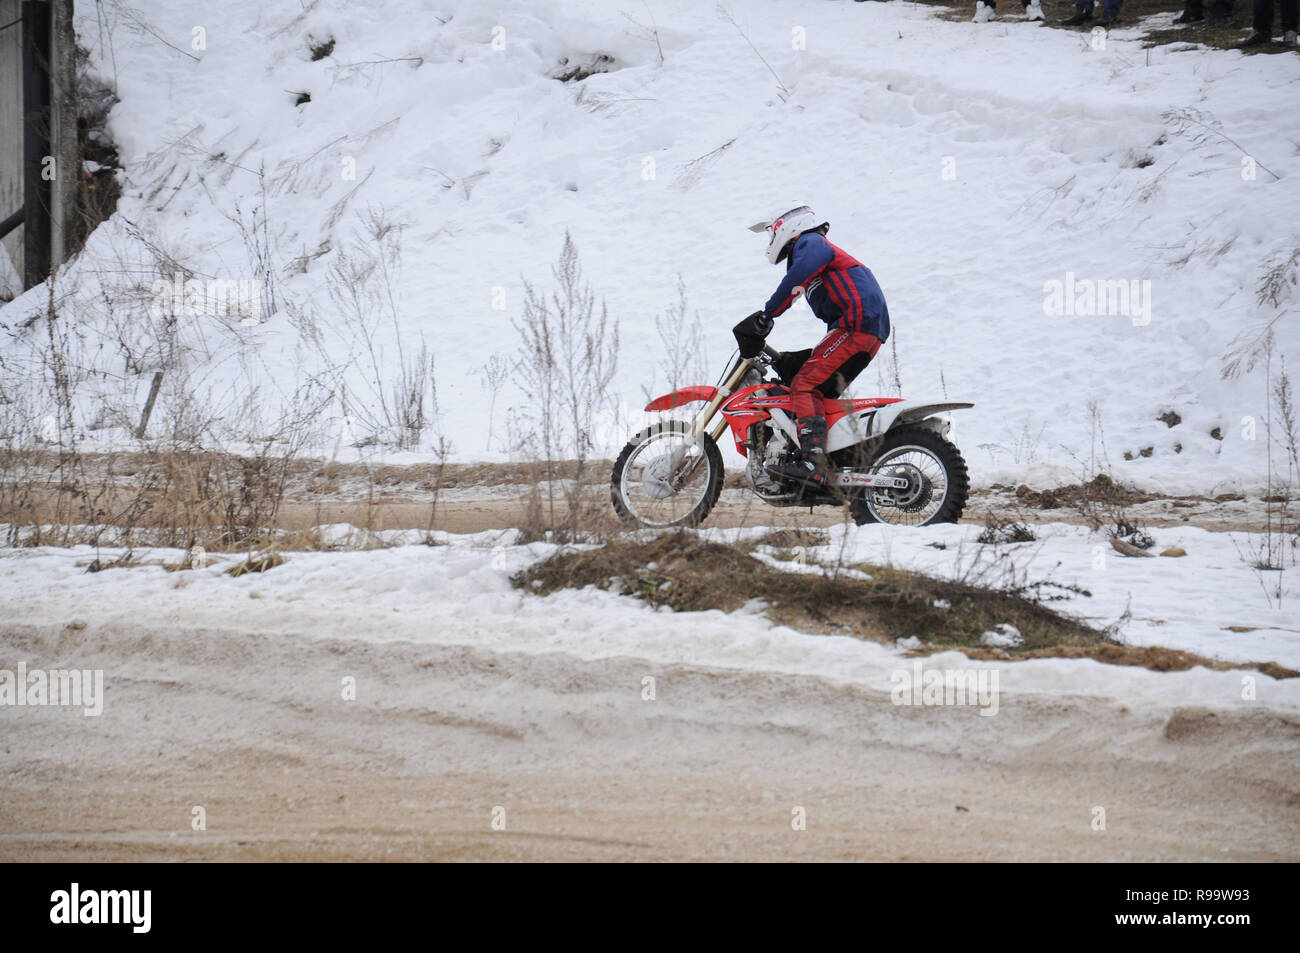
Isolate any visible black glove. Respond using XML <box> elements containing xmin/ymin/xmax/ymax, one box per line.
<box><xmin>733</xmin><ymin>310</ymin><xmax>773</xmax><ymax>359</ymax></box>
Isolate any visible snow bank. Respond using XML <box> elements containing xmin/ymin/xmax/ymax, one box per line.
<box><xmin>2</xmin><ymin>520</ymin><xmax>1296</xmax><ymax>711</ymax></box>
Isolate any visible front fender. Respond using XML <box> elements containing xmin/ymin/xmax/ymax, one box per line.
<box><xmin>644</xmin><ymin>385</ymin><xmax>718</xmax><ymax>412</ymax></box>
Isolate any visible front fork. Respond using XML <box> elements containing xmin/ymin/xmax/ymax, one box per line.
<box><xmin>689</xmin><ymin>357</ymin><xmax>752</xmax><ymax>445</ymax></box>
<box><xmin>661</xmin><ymin>357</ymin><xmax>751</xmax><ymax>492</ymax></box>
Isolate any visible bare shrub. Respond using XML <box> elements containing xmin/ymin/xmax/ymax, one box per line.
<box><xmin>322</xmin><ymin>207</ymin><xmax>441</xmax><ymax>449</ymax></box>
<box><xmin>648</xmin><ymin>275</ymin><xmax>708</xmax><ymax>399</ymax></box>
<box><xmin>718</xmin><ymin>4</ymin><xmax>789</xmax><ymax>99</ymax></box>
<box><xmin>1043</xmin><ymin>402</ymin><xmax>1155</xmax><ymax>547</ymax></box>
<box><xmin>223</xmin><ymin>164</ymin><xmax>279</xmax><ymax>319</ymax></box>
<box><xmin>1256</xmin><ymin>244</ymin><xmax>1300</xmax><ymax>310</ymax></box>
<box><xmin>481</xmin><ymin>352</ymin><xmax>509</xmax><ymax>453</ymax></box>
<box><xmin>391</xmin><ymin>342</ymin><xmax>438</xmax><ymax>450</ymax></box>
<box><xmin>1237</xmin><ymin>346</ymin><xmax>1299</xmax><ymax>607</ymax></box>
<box><xmin>1223</xmin><ymin>242</ymin><xmax>1297</xmax><ymax>380</ymax></box>
<box><xmin>512</xmin><ymin>233</ymin><xmax>620</xmax><ymax>542</ymax></box>
<box><xmin>978</xmin><ymin>420</ymin><xmax>1047</xmax><ymax>467</ymax></box>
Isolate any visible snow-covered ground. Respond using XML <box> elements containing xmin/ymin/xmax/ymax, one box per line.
<box><xmin>2</xmin><ymin>0</ymin><xmax>1297</xmax><ymax>496</ymax></box>
<box><xmin>3</xmin><ymin>520</ymin><xmax>1297</xmax><ymax>690</ymax></box>
<box><xmin>6</xmin><ymin>519</ymin><xmax>1300</xmax><ymax>862</ymax></box>
<box><xmin>6</xmin><ymin>522</ymin><xmax>1298</xmax><ymax>860</ymax></box>
<box><xmin>783</xmin><ymin>520</ymin><xmax>1300</xmax><ymax>669</ymax></box>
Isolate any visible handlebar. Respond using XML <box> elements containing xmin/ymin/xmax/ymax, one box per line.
<box><xmin>746</xmin><ymin>344</ymin><xmax>780</xmax><ymax>366</ymax></box>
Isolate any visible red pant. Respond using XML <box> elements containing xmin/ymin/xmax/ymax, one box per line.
<box><xmin>790</xmin><ymin>329</ymin><xmax>883</xmax><ymax>419</ymax></box>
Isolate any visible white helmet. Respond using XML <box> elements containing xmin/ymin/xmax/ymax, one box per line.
<box><xmin>748</xmin><ymin>203</ymin><xmax>829</xmax><ymax>265</ymax></box>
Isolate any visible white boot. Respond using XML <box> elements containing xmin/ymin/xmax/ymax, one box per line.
<box><xmin>973</xmin><ymin>2</ymin><xmax>995</xmax><ymax>21</ymax></box>
<box><xmin>1025</xmin><ymin>0</ymin><xmax>1045</xmax><ymax>19</ymax></box>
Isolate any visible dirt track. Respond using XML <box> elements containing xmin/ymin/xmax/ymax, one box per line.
<box><xmin>269</xmin><ymin>486</ymin><xmax>1275</xmax><ymax>535</ymax></box>
<box><xmin>2</xmin><ymin>620</ymin><xmax>1297</xmax><ymax>861</ymax></box>
<box><xmin>4</xmin><ymin>446</ymin><xmax>1283</xmax><ymax>537</ymax></box>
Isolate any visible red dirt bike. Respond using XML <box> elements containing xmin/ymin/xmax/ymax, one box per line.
<box><xmin>611</xmin><ymin>344</ymin><xmax>972</xmax><ymax>529</ymax></box>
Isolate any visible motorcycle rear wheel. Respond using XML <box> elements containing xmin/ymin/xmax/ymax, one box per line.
<box><xmin>849</xmin><ymin>425</ymin><xmax>969</xmax><ymax>526</ymax></box>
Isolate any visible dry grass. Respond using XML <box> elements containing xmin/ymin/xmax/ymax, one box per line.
<box><xmin>2</xmin><ymin>450</ymin><xmax>616</xmax><ymax>496</ymax></box>
<box><xmin>1143</xmin><ymin>16</ymin><xmax>1290</xmax><ymax>52</ymax></box>
<box><xmin>0</xmin><ymin>441</ymin><xmax>527</xmax><ymax>551</ymax></box>
<box><xmin>750</xmin><ymin>527</ymin><xmax>832</xmax><ymax>550</ymax></box>
<box><xmin>225</xmin><ymin>551</ymin><xmax>286</xmax><ymax>576</ymax></box>
<box><xmin>0</xmin><ymin>445</ymin><xmax>297</xmax><ymax>550</ymax></box>
<box><xmin>976</xmin><ymin>511</ymin><xmax>1038</xmax><ymax>544</ymax></box>
<box><xmin>515</xmin><ymin>533</ymin><xmax>1103</xmax><ymax>651</ymax></box>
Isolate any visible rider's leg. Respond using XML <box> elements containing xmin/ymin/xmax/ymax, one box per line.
<box><xmin>812</xmin><ymin>342</ymin><xmax>877</xmax><ymax>403</ymax></box>
<box><xmin>792</xmin><ymin>329</ymin><xmax>882</xmax><ymax>400</ymax></box>
<box><xmin>790</xmin><ymin>328</ymin><xmax>883</xmax><ymax>424</ymax></box>
<box><xmin>767</xmin><ymin>416</ymin><xmax>831</xmax><ymax>488</ymax></box>
<box><xmin>770</xmin><ymin>328</ymin><xmax>883</xmax><ymax>487</ymax></box>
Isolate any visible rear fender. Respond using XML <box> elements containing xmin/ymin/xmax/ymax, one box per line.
<box><xmin>870</xmin><ymin>400</ymin><xmax>973</xmax><ymax>438</ymax></box>
<box><xmin>826</xmin><ymin>400</ymin><xmax>973</xmax><ymax>453</ymax></box>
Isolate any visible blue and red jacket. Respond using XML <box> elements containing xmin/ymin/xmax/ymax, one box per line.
<box><xmin>764</xmin><ymin>232</ymin><xmax>890</xmax><ymax>340</ymax></box>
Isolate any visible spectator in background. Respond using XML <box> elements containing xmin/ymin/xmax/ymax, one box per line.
<box><xmin>1173</xmin><ymin>0</ymin><xmax>1235</xmax><ymax>22</ymax></box>
<box><xmin>973</xmin><ymin>0</ymin><xmax>1045</xmax><ymax>21</ymax></box>
<box><xmin>1061</xmin><ymin>0</ymin><xmax>1123</xmax><ymax>26</ymax></box>
<box><xmin>1237</xmin><ymin>0</ymin><xmax>1297</xmax><ymax>44</ymax></box>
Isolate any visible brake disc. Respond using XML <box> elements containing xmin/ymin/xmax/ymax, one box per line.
<box><xmin>642</xmin><ymin>444</ymin><xmax>695</xmax><ymax>500</ymax></box>
<box><xmin>642</xmin><ymin>454</ymin><xmax>677</xmax><ymax>499</ymax></box>
<box><xmin>876</xmin><ymin>463</ymin><xmax>930</xmax><ymax>510</ymax></box>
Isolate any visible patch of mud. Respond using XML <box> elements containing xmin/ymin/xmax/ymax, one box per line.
<box><xmin>1163</xmin><ymin>706</ymin><xmax>1300</xmax><ymax>743</ymax></box>
<box><xmin>959</xmin><ymin>644</ymin><xmax>1298</xmax><ymax>680</ymax></box>
<box><xmin>1009</xmin><ymin>474</ymin><xmax>1155</xmax><ymax>510</ymax></box>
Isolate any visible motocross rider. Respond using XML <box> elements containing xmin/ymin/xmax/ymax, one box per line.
<box><xmin>732</xmin><ymin>204</ymin><xmax>891</xmax><ymax>489</ymax></box>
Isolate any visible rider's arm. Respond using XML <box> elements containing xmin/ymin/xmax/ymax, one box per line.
<box><xmin>764</xmin><ymin>233</ymin><xmax>834</xmax><ymax>318</ymax></box>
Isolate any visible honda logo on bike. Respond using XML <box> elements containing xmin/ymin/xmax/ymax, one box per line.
<box><xmin>724</xmin><ymin>394</ymin><xmax>785</xmax><ymax>411</ymax></box>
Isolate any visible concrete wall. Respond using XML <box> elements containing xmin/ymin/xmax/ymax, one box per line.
<box><xmin>0</xmin><ymin>0</ymin><xmax>23</xmax><ymax>296</ymax></box>
<box><xmin>50</xmin><ymin>0</ymin><xmax>75</xmax><ymax>270</ymax></box>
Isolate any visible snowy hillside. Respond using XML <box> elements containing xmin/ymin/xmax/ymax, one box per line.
<box><xmin>3</xmin><ymin>0</ymin><xmax>1298</xmax><ymax>494</ymax></box>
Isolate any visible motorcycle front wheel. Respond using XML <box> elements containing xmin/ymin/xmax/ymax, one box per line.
<box><xmin>611</xmin><ymin>421</ymin><xmax>725</xmax><ymax>528</ymax></box>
